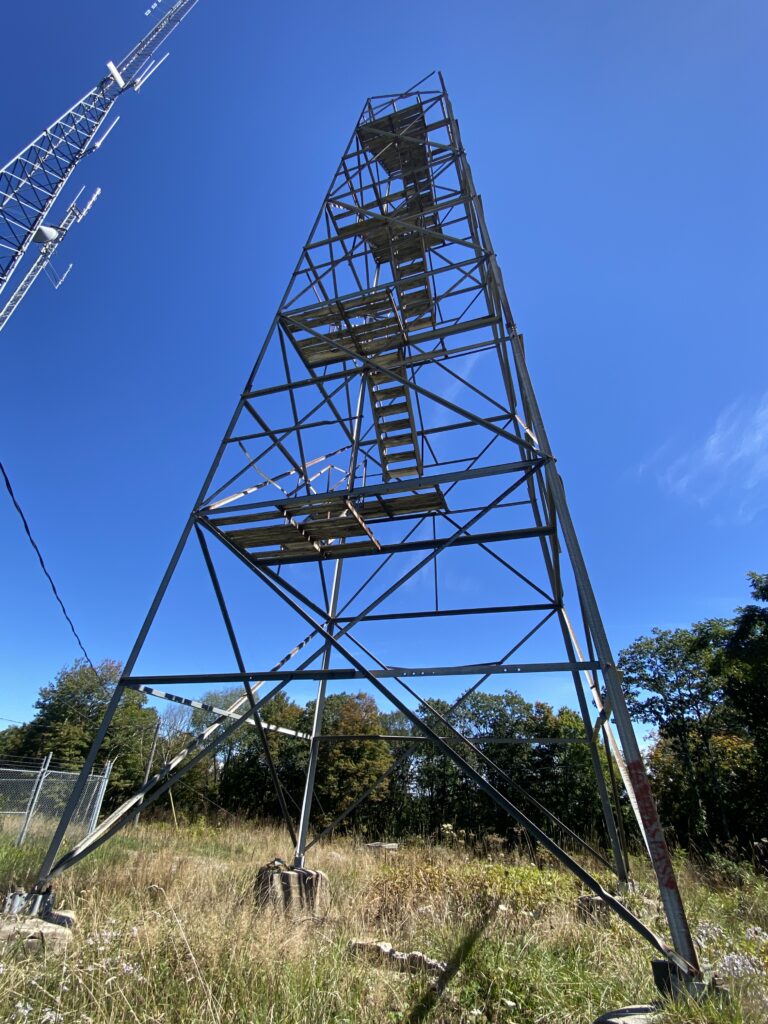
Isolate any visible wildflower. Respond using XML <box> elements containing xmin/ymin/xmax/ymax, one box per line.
<box><xmin>694</xmin><ymin>921</ymin><xmax>726</xmax><ymax>948</ymax></box>
<box><xmin>118</xmin><ymin>961</ymin><xmax>145</xmax><ymax>980</ymax></box>
<box><xmin>40</xmin><ymin>1010</ymin><xmax>64</xmax><ymax>1024</ymax></box>
<box><xmin>716</xmin><ymin>951</ymin><xmax>765</xmax><ymax>978</ymax></box>
<box><xmin>746</xmin><ymin>925</ymin><xmax>768</xmax><ymax>944</ymax></box>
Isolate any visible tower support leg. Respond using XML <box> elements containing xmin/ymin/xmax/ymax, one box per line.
<box><xmin>559</xmin><ymin>612</ymin><xmax>629</xmax><ymax>884</ymax></box>
<box><xmin>293</xmin><ymin>559</ymin><xmax>344</xmax><ymax>869</ymax></box>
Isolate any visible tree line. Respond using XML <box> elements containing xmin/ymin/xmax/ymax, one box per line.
<box><xmin>1</xmin><ymin>572</ymin><xmax>764</xmax><ymax>856</ymax></box>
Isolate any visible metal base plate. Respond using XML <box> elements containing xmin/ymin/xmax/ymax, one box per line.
<box><xmin>2</xmin><ymin>890</ymin><xmax>54</xmax><ymax>919</ymax></box>
<box><xmin>592</xmin><ymin>1008</ymin><xmax>658</xmax><ymax>1024</ymax></box>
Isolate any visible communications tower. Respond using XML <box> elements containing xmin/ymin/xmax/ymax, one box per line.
<box><xmin>30</xmin><ymin>73</ymin><xmax>700</xmax><ymax>992</ymax></box>
<box><xmin>0</xmin><ymin>0</ymin><xmax>201</xmax><ymax>333</ymax></box>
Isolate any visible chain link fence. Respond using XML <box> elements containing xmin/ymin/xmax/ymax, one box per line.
<box><xmin>0</xmin><ymin>754</ymin><xmax>112</xmax><ymax>847</ymax></box>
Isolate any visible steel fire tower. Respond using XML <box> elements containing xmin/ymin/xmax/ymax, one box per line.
<box><xmin>34</xmin><ymin>74</ymin><xmax>701</xmax><ymax>988</ymax></box>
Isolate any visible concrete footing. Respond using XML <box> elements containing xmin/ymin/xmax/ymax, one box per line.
<box><xmin>255</xmin><ymin>859</ymin><xmax>329</xmax><ymax>914</ymax></box>
<box><xmin>0</xmin><ymin>899</ymin><xmax>75</xmax><ymax>956</ymax></box>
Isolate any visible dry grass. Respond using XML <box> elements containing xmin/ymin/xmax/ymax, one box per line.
<box><xmin>0</xmin><ymin>823</ymin><xmax>766</xmax><ymax>1023</ymax></box>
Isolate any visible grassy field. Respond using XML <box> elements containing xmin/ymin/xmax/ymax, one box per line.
<box><xmin>0</xmin><ymin>824</ymin><xmax>766</xmax><ymax>1024</ymax></box>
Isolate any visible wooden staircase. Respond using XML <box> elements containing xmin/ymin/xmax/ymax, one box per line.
<box><xmin>367</xmin><ymin>368</ymin><xmax>422</xmax><ymax>479</ymax></box>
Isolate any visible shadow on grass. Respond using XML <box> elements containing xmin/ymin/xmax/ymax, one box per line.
<box><xmin>404</xmin><ymin>901</ymin><xmax>499</xmax><ymax>1024</ymax></box>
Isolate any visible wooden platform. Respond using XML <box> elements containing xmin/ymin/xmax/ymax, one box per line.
<box><xmin>335</xmin><ymin>188</ymin><xmax>444</xmax><ymax>265</ymax></box>
<box><xmin>281</xmin><ymin>286</ymin><xmax>425</xmax><ymax>481</ymax></box>
<box><xmin>350</xmin><ymin>101</ymin><xmax>441</xmax><ymax>331</ymax></box>
<box><xmin>281</xmin><ymin>287</ymin><xmax>404</xmax><ymax>369</ymax></box>
<box><xmin>357</xmin><ymin>103</ymin><xmax>431</xmax><ymax>178</ymax></box>
<box><xmin>207</xmin><ymin>489</ymin><xmax>446</xmax><ymax>564</ymax></box>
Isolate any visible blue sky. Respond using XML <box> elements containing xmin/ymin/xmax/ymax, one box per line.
<box><xmin>1</xmin><ymin>0</ymin><xmax>766</xmax><ymax>727</ymax></box>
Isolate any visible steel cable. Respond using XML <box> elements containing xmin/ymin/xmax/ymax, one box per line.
<box><xmin>1</xmin><ymin>458</ymin><xmax>95</xmax><ymax>673</ymax></box>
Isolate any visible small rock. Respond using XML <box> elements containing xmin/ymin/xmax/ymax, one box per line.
<box><xmin>349</xmin><ymin>939</ymin><xmax>446</xmax><ymax>975</ymax></box>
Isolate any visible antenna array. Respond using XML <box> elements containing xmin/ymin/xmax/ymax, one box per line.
<box><xmin>0</xmin><ymin>0</ymin><xmax>200</xmax><ymax>333</ymax></box>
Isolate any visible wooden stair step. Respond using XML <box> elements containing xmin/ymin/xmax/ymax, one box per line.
<box><xmin>377</xmin><ymin>417</ymin><xmax>412</xmax><ymax>433</ymax></box>
<box><xmin>372</xmin><ymin>385</ymin><xmax>406</xmax><ymax>400</ymax></box>
<box><xmin>386</xmin><ymin>451</ymin><xmax>420</xmax><ymax>465</ymax></box>
<box><xmin>380</xmin><ymin>428</ymin><xmax>415</xmax><ymax>443</ymax></box>
<box><xmin>373</xmin><ymin>397</ymin><xmax>409</xmax><ymax>413</ymax></box>
<box><xmin>383</xmin><ymin>438</ymin><xmax>417</xmax><ymax>453</ymax></box>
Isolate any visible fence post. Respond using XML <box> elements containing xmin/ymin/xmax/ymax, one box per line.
<box><xmin>79</xmin><ymin>766</ymin><xmax>102</xmax><ymax>835</ymax></box>
<box><xmin>88</xmin><ymin>760</ymin><xmax>113</xmax><ymax>835</ymax></box>
<box><xmin>17</xmin><ymin>752</ymin><xmax>52</xmax><ymax>847</ymax></box>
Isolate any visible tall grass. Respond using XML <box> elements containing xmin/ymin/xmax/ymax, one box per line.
<box><xmin>0</xmin><ymin>823</ymin><xmax>766</xmax><ymax>1023</ymax></box>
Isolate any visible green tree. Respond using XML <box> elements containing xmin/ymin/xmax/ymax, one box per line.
<box><xmin>7</xmin><ymin>659</ymin><xmax>158</xmax><ymax>808</ymax></box>
<box><xmin>306</xmin><ymin>692</ymin><xmax>393</xmax><ymax>833</ymax></box>
<box><xmin>217</xmin><ymin>691</ymin><xmax>307</xmax><ymax>822</ymax></box>
<box><xmin>618</xmin><ymin>574</ymin><xmax>767</xmax><ymax>852</ymax></box>
<box><xmin>0</xmin><ymin>724</ymin><xmax>27</xmax><ymax>760</ymax></box>
<box><xmin>717</xmin><ymin>572</ymin><xmax>768</xmax><ymax>753</ymax></box>
<box><xmin>146</xmin><ymin>702</ymin><xmax>219</xmax><ymax>820</ymax></box>
<box><xmin>217</xmin><ymin>691</ymin><xmax>394</xmax><ymax>839</ymax></box>
<box><xmin>406</xmin><ymin>692</ymin><xmax>607</xmax><ymax>850</ymax></box>
<box><xmin>711</xmin><ymin>572</ymin><xmax>768</xmax><ymax>831</ymax></box>
<box><xmin>618</xmin><ymin>625</ymin><xmax>732</xmax><ymax>847</ymax></box>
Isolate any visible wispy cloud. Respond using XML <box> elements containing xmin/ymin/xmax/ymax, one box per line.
<box><xmin>439</xmin><ymin>349</ymin><xmax>487</xmax><ymax>403</ymax></box>
<box><xmin>424</xmin><ymin>349</ymin><xmax>489</xmax><ymax>429</ymax></box>
<box><xmin>642</xmin><ymin>391</ymin><xmax>768</xmax><ymax>524</ymax></box>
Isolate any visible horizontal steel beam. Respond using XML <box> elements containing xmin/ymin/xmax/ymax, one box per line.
<box><xmin>127</xmin><ymin>661</ymin><xmax>603</xmax><ymax>686</ymax></box>
<box><xmin>318</xmin><ymin>734</ymin><xmax>588</xmax><ymax>745</ymax></box>
<box><xmin>237</xmin><ymin>524</ymin><xmax>554</xmax><ymax>567</ymax></box>
<box><xmin>201</xmin><ymin>458</ymin><xmax>547</xmax><ymax>517</ymax></box>
<box><xmin>241</xmin><ymin>337</ymin><xmax>503</xmax><ymax>401</ymax></box>
<box><xmin>334</xmin><ymin>602</ymin><xmax>555</xmax><ymax>622</ymax></box>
